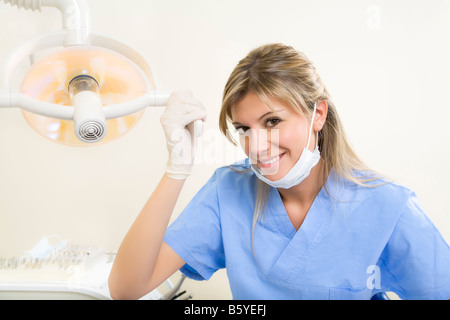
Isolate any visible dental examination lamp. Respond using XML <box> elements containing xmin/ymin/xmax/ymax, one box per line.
<box><xmin>0</xmin><ymin>0</ymin><xmax>202</xmax><ymax>146</ymax></box>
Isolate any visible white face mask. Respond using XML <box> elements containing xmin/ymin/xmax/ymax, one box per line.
<box><xmin>251</xmin><ymin>103</ymin><xmax>321</xmax><ymax>189</ymax></box>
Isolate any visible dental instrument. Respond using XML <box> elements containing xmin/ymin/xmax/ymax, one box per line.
<box><xmin>0</xmin><ymin>235</ymin><xmax>189</xmax><ymax>300</ymax></box>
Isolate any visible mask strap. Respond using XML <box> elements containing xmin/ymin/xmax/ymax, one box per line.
<box><xmin>306</xmin><ymin>102</ymin><xmax>317</xmax><ymax>150</ymax></box>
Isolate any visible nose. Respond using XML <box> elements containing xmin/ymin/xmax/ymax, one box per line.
<box><xmin>240</xmin><ymin>129</ymin><xmax>271</xmax><ymax>161</ymax></box>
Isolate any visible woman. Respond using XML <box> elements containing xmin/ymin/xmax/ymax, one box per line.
<box><xmin>108</xmin><ymin>43</ymin><xmax>450</xmax><ymax>300</ymax></box>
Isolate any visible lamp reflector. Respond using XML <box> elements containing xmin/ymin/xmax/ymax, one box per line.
<box><xmin>19</xmin><ymin>46</ymin><xmax>153</xmax><ymax>146</ymax></box>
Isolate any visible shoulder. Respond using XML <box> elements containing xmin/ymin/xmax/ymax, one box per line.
<box><xmin>329</xmin><ymin>170</ymin><xmax>419</xmax><ymax>221</ymax></box>
<box><xmin>190</xmin><ymin>159</ymin><xmax>254</xmax><ymax>200</ymax></box>
<box><xmin>213</xmin><ymin>158</ymin><xmax>253</xmax><ymax>183</ymax></box>
<box><xmin>370</xmin><ymin>179</ymin><xmax>415</xmax><ymax>206</ymax></box>
<box><xmin>209</xmin><ymin>159</ymin><xmax>257</xmax><ymax>199</ymax></box>
<box><xmin>329</xmin><ymin>172</ymin><xmax>430</xmax><ymax>244</ymax></box>
<box><xmin>335</xmin><ymin>170</ymin><xmax>415</xmax><ymax>204</ymax></box>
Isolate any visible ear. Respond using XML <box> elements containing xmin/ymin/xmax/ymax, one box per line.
<box><xmin>313</xmin><ymin>100</ymin><xmax>328</xmax><ymax>132</ymax></box>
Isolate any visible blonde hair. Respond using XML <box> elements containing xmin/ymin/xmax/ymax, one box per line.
<box><xmin>219</xmin><ymin>43</ymin><xmax>383</xmax><ymax>241</ymax></box>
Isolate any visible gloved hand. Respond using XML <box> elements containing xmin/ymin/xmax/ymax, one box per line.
<box><xmin>160</xmin><ymin>91</ymin><xmax>207</xmax><ymax>180</ymax></box>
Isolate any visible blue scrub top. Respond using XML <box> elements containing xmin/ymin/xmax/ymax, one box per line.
<box><xmin>164</xmin><ymin>159</ymin><xmax>450</xmax><ymax>299</ymax></box>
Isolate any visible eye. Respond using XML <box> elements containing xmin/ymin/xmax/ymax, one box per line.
<box><xmin>234</xmin><ymin>126</ymin><xmax>249</xmax><ymax>135</ymax></box>
<box><xmin>265</xmin><ymin>118</ymin><xmax>281</xmax><ymax>128</ymax></box>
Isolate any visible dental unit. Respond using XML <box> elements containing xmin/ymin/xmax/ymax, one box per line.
<box><xmin>0</xmin><ymin>0</ymin><xmax>194</xmax><ymax>299</ymax></box>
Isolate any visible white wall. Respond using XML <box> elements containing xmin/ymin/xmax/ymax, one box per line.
<box><xmin>0</xmin><ymin>0</ymin><xmax>449</xmax><ymax>300</ymax></box>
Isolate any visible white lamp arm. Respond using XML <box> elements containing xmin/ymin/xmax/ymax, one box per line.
<box><xmin>0</xmin><ymin>90</ymin><xmax>73</xmax><ymax>120</ymax></box>
<box><xmin>103</xmin><ymin>90</ymin><xmax>171</xmax><ymax>119</ymax></box>
<box><xmin>0</xmin><ymin>90</ymin><xmax>172</xmax><ymax>120</ymax></box>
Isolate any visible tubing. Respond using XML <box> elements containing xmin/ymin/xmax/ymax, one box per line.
<box><xmin>1</xmin><ymin>0</ymin><xmax>91</xmax><ymax>46</ymax></box>
<box><xmin>1</xmin><ymin>0</ymin><xmax>41</xmax><ymax>11</ymax></box>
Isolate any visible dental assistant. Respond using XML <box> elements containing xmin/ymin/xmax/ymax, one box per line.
<box><xmin>108</xmin><ymin>43</ymin><xmax>450</xmax><ymax>300</ymax></box>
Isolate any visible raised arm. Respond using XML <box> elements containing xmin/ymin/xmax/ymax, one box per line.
<box><xmin>108</xmin><ymin>91</ymin><xmax>207</xmax><ymax>299</ymax></box>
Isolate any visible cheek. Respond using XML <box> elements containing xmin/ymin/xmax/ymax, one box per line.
<box><xmin>238</xmin><ymin>128</ymin><xmax>304</xmax><ymax>156</ymax></box>
<box><xmin>278</xmin><ymin>129</ymin><xmax>300</xmax><ymax>147</ymax></box>
<box><xmin>278</xmin><ymin>124</ymin><xmax>308</xmax><ymax>152</ymax></box>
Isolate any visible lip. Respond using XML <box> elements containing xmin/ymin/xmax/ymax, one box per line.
<box><xmin>258</xmin><ymin>153</ymin><xmax>285</xmax><ymax>169</ymax></box>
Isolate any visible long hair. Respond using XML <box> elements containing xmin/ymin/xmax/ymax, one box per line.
<box><xmin>219</xmin><ymin>43</ymin><xmax>383</xmax><ymax>243</ymax></box>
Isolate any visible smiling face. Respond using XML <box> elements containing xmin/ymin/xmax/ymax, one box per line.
<box><xmin>231</xmin><ymin>92</ymin><xmax>315</xmax><ymax>181</ymax></box>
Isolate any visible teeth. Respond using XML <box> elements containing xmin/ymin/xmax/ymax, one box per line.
<box><xmin>260</xmin><ymin>155</ymin><xmax>280</xmax><ymax>165</ymax></box>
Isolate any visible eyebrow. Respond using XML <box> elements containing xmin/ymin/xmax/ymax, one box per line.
<box><xmin>232</xmin><ymin>110</ymin><xmax>285</xmax><ymax>126</ymax></box>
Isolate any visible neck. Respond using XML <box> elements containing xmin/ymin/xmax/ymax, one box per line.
<box><xmin>277</xmin><ymin>159</ymin><xmax>326</xmax><ymax>206</ymax></box>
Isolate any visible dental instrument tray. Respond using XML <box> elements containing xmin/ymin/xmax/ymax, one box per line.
<box><xmin>0</xmin><ymin>242</ymin><xmax>115</xmax><ymax>299</ymax></box>
<box><xmin>0</xmin><ymin>238</ymin><xmax>164</xmax><ymax>300</ymax></box>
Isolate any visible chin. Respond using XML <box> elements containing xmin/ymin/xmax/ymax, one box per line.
<box><xmin>260</xmin><ymin>167</ymin><xmax>288</xmax><ymax>181</ymax></box>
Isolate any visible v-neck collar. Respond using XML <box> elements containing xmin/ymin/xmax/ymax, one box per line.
<box><xmin>267</xmin><ymin>180</ymin><xmax>331</xmax><ymax>243</ymax></box>
<box><xmin>263</xmin><ymin>181</ymin><xmax>333</xmax><ymax>283</ymax></box>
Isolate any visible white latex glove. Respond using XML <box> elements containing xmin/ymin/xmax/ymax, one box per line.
<box><xmin>160</xmin><ymin>91</ymin><xmax>207</xmax><ymax>180</ymax></box>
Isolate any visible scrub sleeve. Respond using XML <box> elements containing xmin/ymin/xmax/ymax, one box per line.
<box><xmin>379</xmin><ymin>193</ymin><xmax>450</xmax><ymax>299</ymax></box>
<box><xmin>164</xmin><ymin>172</ymin><xmax>225</xmax><ymax>281</ymax></box>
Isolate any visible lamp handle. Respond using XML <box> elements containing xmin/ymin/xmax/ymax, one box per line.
<box><xmin>0</xmin><ymin>90</ymin><xmax>73</xmax><ymax>120</ymax></box>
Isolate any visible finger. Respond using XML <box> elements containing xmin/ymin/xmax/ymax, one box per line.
<box><xmin>167</xmin><ymin>90</ymin><xmax>196</xmax><ymax>106</ymax></box>
<box><xmin>181</xmin><ymin>109</ymin><xmax>208</xmax><ymax>126</ymax></box>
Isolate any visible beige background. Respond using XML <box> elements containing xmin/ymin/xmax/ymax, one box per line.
<box><xmin>0</xmin><ymin>0</ymin><xmax>449</xmax><ymax>299</ymax></box>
